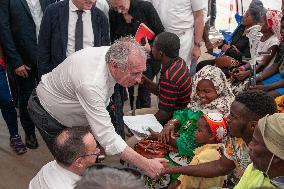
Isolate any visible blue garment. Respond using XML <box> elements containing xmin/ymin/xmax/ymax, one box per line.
<box><xmin>262</xmin><ymin>73</ymin><xmax>284</xmax><ymax>95</ymax></box>
<box><xmin>0</xmin><ymin>66</ymin><xmax>18</xmax><ymax>137</ymax></box>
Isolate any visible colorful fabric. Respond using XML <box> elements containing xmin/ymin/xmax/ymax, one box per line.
<box><xmin>275</xmin><ymin>95</ymin><xmax>284</xmax><ymax>113</ymax></box>
<box><xmin>261</xmin><ymin>73</ymin><xmax>284</xmax><ymax>95</ymax></box>
<box><xmin>0</xmin><ymin>58</ymin><xmax>6</xmax><ymax>70</ymax></box>
<box><xmin>266</xmin><ymin>9</ymin><xmax>283</xmax><ymax>39</ymax></box>
<box><xmin>158</xmin><ymin>57</ymin><xmax>192</xmax><ymax>112</ymax></box>
<box><xmin>177</xmin><ymin>144</ymin><xmax>225</xmax><ymax>189</ymax></box>
<box><xmin>222</xmin><ymin>137</ymin><xmax>251</xmax><ymax>183</ymax></box>
<box><xmin>188</xmin><ymin>65</ymin><xmax>235</xmax><ymax>116</ymax></box>
<box><xmin>203</xmin><ymin>113</ymin><xmax>227</xmax><ymax>142</ymax></box>
<box><xmin>174</xmin><ymin>109</ymin><xmax>203</xmax><ymax>158</ymax></box>
<box><xmin>234</xmin><ymin>163</ymin><xmax>275</xmax><ymax>189</ymax></box>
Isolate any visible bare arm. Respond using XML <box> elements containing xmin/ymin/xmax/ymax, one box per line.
<box><xmin>191</xmin><ymin>9</ymin><xmax>204</xmax><ymax>61</ymax></box>
<box><xmin>163</xmin><ymin>155</ymin><xmax>236</xmax><ymax>178</ymax></box>
<box><xmin>154</xmin><ymin>109</ymin><xmax>172</xmax><ymax>125</ymax></box>
<box><xmin>256</xmin><ymin>45</ymin><xmax>278</xmax><ymax>72</ymax></box>
<box><xmin>142</xmin><ymin>75</ymin><xmax>159</xmax><ymax>95</ymax></box>
<box><xmin>256</xmin><ymin>63</ymin><xmax>279</xmax><ymax>82</ymax></box>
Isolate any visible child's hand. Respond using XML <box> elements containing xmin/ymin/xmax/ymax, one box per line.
<box><xmin>148</xmin><ymin>128</ymin><xmax>159</xmax><ymax>140</ymax></box>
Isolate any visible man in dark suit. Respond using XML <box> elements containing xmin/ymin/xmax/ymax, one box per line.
<box><xmin>37</xmin><ymin>0</ymin><xmax>110</xmax><ymax>78</ymax></box>
<box><xmin>0</xmin><ymin>0</ymin><xmax>55</xmax><ymax>149</ymax></box>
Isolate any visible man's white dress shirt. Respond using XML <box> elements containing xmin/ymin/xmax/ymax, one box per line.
<box><xmin>26</xmin><ymin>0</ymin><xmax>43</xmax><ymax>40</ymax></box>
<box><xmin>29</xmin><ymin>160</ymin><xmax>81</xmax><ymax>189</ymax></box>
<box><xmin>36</xmin><ymin>46</ymin><xmax>127</xmax><ymax>155</ymax></box>
<box><xmin>66</xmin><ymin>0</ymin><xmax>94</xmax><ymax>57</ymax></box>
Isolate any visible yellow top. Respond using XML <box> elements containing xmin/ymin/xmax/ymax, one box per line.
<box><xmin>177</xmin><ymin>144</ymin><xmax>225</xmax><ymax>189</ymax></box>
<box><xmin>234</xmin><ymin>163</ymin><xmax>275</xmax><ymax>189</ymax></box>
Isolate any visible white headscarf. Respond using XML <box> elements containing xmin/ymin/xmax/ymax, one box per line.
<box><xmin>188</xmin><ymin>65</ymin><xmax>235</xmax><ymax>116</ymax></box>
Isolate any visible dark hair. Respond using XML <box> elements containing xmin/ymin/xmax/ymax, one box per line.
<box><xmin>53</xmin><ymin>127</ymin><xmax>91</xmax><ymax>166</ymax></box>
<box><xmin>248</xmin><ymin>0</ymin><xmax>266</xmax><ymax>22</ymax></box>
<box><xmin>235</xmin><ymin>90</ymin><xmax>277</xmax><ymax>120</ymax></box>
<box><xmin>155</xmin><ymin>32</ymin><xmax>180</xmax><ymax>58</ymax></box>
<box><xmin>75</xmin><ymin>166</ymin><xmax>145</xmax><ymax>189</ymax></box>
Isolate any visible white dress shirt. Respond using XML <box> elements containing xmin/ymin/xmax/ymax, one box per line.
<box><xmin>26</xmin><ymin>0</ymin><xmax>43</xmax><ymax>40</ymax></box>
<box><xmin>29</xmin><ymin>160</ymin><xmax>81</xmax><ymax>189</ymax></box>
<box><xmin>66</xmin><ymin>0</ymin><xmax>94</xmax><ymax>57</ymax></box>
<box><xmin>36</xmin><ymin>46</ymin><xmax>127</xmax><ymax>155</ymax></box>
<box><xmin>96</xmin><ymin>0</ymin><xmax>109</xmax><ymax>18</ymax></box>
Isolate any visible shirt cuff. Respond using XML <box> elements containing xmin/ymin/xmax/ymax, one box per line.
<box><xmin>104</xmin><ymin>134</ymin><xmax>127</xmax><ymax>155</ymax></box>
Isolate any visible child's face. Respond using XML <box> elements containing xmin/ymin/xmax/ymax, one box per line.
<box><xmin>196</xmin><ymin>79</ymin><xmax>218</xmax><ymax>105</ymax></box>
<box><xmin>195</xmin><ymin>117</ymin><xmax>213</xmax><ymax>145</ymax></box>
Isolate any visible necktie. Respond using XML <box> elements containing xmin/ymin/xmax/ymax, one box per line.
<box><xmin>75</xmin><ymin>10</ymin><xmax>84</xmax><ymax>51</ymax></box>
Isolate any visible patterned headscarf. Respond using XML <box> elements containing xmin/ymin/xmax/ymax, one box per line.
<box><xmin>188</xmin><ymin>65</ymin><xmax>235</xmax><ymax>116</ymax></box>
<box><xmin>266</xmin><ymin>9</ymin><xmax>283</xmax><ymax>39</ymax></box>
<box><xmin>203</xmin><ymin>113</ymin><xmax>227</xmax><ymax>142</ymax></box>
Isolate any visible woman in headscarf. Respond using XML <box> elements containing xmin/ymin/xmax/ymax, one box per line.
<box><xmin>231</xmin><ymin>9</ymin><xmax>282</xmax><ymax>95</ymax></box>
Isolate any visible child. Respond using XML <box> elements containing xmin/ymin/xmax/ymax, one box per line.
<box><xmin>168</xmin><ymin>113</ymin><xmax>227</xmax><ymax>189</ymax></box>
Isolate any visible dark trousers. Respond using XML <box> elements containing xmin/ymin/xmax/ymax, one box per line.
<box><xmin>15</xmin><ymin>70</ymin><xmax>37</xmax><ymax>136</ymax></box>
<box><xmin>108</xmin><ymin>84</ymin><xmax>126</xmax><ymax>140</ymax></box>
<box><xmin>0</xmin><ymin>66</ymin><xmax>18</xmax><ymax>137</ymax></box>
<box><xmin>27</xmin><ymin>91</ymin><xmax>66</xmax><ymax>156</ymax></box>
<box><xmin>210</xmin><ymin>0</ymin><xmax>216</xmax><ymax>27</ymax></box>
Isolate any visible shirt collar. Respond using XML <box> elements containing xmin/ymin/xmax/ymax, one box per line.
<box><xmin>161</xmin><ymin>58</ymin><xmax>178</xmax><ymax>73</ymax></box>
<box><xmin>69</xmin><ymin>0</ymin><xmax>91</xmax><ymax>13</ymax></box>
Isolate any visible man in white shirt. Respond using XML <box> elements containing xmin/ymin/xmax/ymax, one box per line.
<box><xmin>28</xmin><ymin>37</ymin><xmax>167</xmax><ymax>178</ymax></box>
<box><xmin>29</xmin><ymin>127</ymin><xmax>98</xmax><ymax>189</ymax></box>
<box><xmin>145</xmin><ymin>0</ymin><xmax>205</xmax><ymax>75</ymax></box>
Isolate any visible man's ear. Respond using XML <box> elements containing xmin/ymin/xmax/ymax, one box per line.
<box><xmin>74</xmin><ymin>157</ymin><xmax>84</xmax><ymax>169</ymax></box>
<box><xmin>249</xmin><ymin>121</ymin><xmax>258</xmax><ymax>132</ymax></box>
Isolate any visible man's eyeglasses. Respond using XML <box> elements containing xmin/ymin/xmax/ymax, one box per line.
<box><xmin>81</xmin><ymin>148</ymin><xmax>100</xmax><ymax>158</ymax></box>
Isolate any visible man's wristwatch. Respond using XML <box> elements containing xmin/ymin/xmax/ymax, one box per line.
<box><xmin>194</xmin><ymin>41</ymin><xmax>202</xmax><ymax>47</ymax></box>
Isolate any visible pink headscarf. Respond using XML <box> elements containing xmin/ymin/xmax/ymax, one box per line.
<box><xmin>266</xmin><ymin>9</ymin><xmax>283</xmax><ymax>39</ymax></box>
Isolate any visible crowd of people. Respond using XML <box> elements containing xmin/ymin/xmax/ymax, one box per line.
<box><xmin>0</xmin><ymin>0</ymin><xmax>284</xmax><ymax>188</ymax></box>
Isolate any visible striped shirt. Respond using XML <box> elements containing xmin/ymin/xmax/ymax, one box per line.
<box><xmin>158</xmin><ymin>57</ymin><xmax>192</xmax><ymax>112</ymax></box>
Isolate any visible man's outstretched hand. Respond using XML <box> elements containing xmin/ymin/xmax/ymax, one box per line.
<box><xmin>144</xmin><ymin>158</ymin><xmax>168</xmax><ymax>178</ymax></box>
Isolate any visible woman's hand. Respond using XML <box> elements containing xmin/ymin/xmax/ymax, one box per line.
<box><xmin>235</xmin><ymin>70</ymin><xmax>250</xmax><ymax>81</ymax></box>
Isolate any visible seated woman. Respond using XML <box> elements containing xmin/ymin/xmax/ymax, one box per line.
<box><xmin>230</xmin><ymin>9</ymin><xmax>282</xmax><ymax>95</ymax></box>
<box><xmin>250</xmin><ymin>17</ymin><xmax>284</xmax><ymax>97</ymax></box>
<box><xmin>156</xmin><ymin>65</ymin><xmax>234</xmax><ymax>159</ymax></box>
<box><xmin>168</xmin><ymin>113</ymin><xmax>227</xmax><ymax>189</ymax></box>
<box><xmin>196</xmin><ymin>0</ymin><xmax>266</xmax><ymax>74</ymax></box>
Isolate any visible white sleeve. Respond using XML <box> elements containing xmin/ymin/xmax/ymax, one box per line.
<box><xmin>191</xmin><ymin>0</ymin><xmax>206</xmax><ymax>12</ymax></box>
<box><xmin>76</xmin><ymin>83</ymin><xmax>127</xmax><ymax>155</ymax></box>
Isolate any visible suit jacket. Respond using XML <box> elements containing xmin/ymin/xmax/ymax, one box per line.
<box><xmin>37</xmin><ymin>0</ymin><xmax>110</xmax><ymax>78</ymax></box>
<box><xmin>0</xmin><ymin>0</ymin><xmax>55</xmax><ymax>70</ymax></box>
